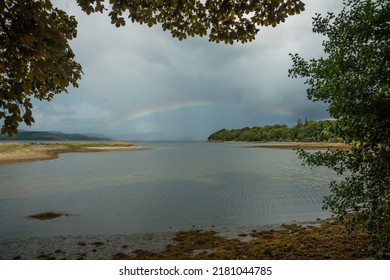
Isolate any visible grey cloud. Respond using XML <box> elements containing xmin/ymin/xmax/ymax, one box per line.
<box><xmin>24</xmin><ymin>0</ymin><xmax>343</xmax><ymax>140</ymax></box>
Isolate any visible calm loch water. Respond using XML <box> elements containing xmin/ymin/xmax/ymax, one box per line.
<box><xmin>0</xmin><ymin>142</ymin><xmax>334</xmax><ymax>239</ymax></box>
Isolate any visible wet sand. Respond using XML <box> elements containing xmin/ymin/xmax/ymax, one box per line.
<box><xmin>0</xmin><ymin>233</ymin><xmax>176</xmax><ymax>260</ymax></box>
<box><xmin>0</xmin><ymin>224</ymin><xmax>306</xmax><ymax>260</ymax></box>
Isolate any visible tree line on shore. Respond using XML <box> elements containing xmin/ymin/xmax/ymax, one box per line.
<box><xmin>208</xmin><ymin>119</ymin><xmax>340</xmax><ymax>142</ymax></box>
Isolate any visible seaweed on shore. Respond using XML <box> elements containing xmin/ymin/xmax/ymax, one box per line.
<box><xmin>112</xmin><ymin>220</ymin><xmax>373</xmax><ymax>260</ymax></box>
<box><xmin>27</xmin><ymin>212</ymin><xmax>72</xmax><ymax>220</ymax></box>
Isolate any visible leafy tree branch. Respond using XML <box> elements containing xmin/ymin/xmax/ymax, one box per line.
<box><xmin>289</xmin><ymin>0</ymin><xmax>389</xmax><ymax>257</ymax></box>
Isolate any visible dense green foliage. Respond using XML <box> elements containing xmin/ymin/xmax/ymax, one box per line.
<box><xmin>77</xmin><ymin>0</ymin><xmax>305</xmax><ymax>44</ymax></box>
<box><xmin>208</xmin><ymin>119</ymin><xmax>339</xmax><ymax>142</ymax></box>
<box><xmin>0</xmin><ymin>0</ymin><xmax>82</xmax><ymax>136</ymax></box>
<box><xmin>1</xmin><ymin>0</ymin><xmax>305</xmax><ymax>136</ymax></box>
<box><xmin>289</xmin><ymin>0</ymin><xmax>389</xmax><ymax>257</ymax></box>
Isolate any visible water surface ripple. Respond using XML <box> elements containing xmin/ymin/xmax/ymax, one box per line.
<box><xmin>0</xmin><ymin>142</ymin><xmax>334</xmax><ymax>239</ymax></box>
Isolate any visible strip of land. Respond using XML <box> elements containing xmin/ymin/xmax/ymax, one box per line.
<box><xmin>0</xmin><ymin>142</ymin><xmax>151</xmax><ymax>164</ymax></box>
<box><xmin>243</xmin><ymin>142</ymin><xmax>351</xmax><ymax>150</ymax></box>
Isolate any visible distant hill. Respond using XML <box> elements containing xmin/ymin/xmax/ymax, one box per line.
<box><xmin>0</xmin><ymin>131</ymin><xmax>111</xmax><ymax>141</ymax></box>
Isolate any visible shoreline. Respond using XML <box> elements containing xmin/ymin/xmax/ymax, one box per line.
<box><xmin>0</xmin><ymin>232</ymin><xmax>176</xmax><ymax>260</ymax></box>
<box><xmin>242</xmin><ymin>141</ymin><xmax>351</xmax><ymax>150</ymax></box>
<box><xmin>0</xmin><ymin>142</ymin><xmax>151</xmax><ymax>164</ymax></box>
<box><xmin>0</xmin><ymin>219</ymin><xmax>372</xmax><ymax>260</ymax></box>
<box><xmin>0</xmin><ymin>141</ymin><xmax>351</xmax><ymax>165</ymax></box>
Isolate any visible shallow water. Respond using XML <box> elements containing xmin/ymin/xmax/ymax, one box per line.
<box><xmin>0</xmin><ymin>141</ymin><xmax>335</xmax><ymax>239</ymax></box>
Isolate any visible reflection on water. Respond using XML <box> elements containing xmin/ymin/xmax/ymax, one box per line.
<box><xmin>0</xmin><ymin>142</ymin><xmax>334</xmax><ymax>238</ymax></box>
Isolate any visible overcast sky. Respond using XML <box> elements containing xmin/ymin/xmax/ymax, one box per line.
<box><xmin>22</xmin><ymin>0</ymin><xmax>344</xmax><ymax>141</ymax></box>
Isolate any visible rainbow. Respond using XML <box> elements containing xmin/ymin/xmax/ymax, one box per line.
<box><xmin>268</xmin><ymin>107</ymin><xmax>297</xmax><ymax>118</ymax></box>
<box><xmin>116</xmin><ymin>99</ymin><xmax>298</xmax><ymax>125</ymax></box>
<box><xmin>123</xmin><ymin>100</ymin><xmax>214</xmax><ymax>122</ymax></box>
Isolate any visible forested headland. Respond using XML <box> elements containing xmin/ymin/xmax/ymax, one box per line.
<box><xmin>208</xmin><ymin>119</ymin><xmax>340</xmax><ymax>142</ymax></box>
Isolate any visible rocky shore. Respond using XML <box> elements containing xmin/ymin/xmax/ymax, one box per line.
<box><xmin>0</xmin><ymin>219</ymin><xmax>371</xmax><ymax>260</ymax></box>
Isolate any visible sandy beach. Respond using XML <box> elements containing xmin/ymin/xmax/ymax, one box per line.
<box><xmin>0</xmin><ymin>142</ymin><xmax>151</xmax><ymax>164</ymax></box>
<box><xmin>0</xmin><ymin>141</ymin><xmax>349</xmax><ymax>165</ymax></box>
<box><xmin>243</xmin><ymin>142</ymin><xmax>351</xmax><ymax>150</ymax></box>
